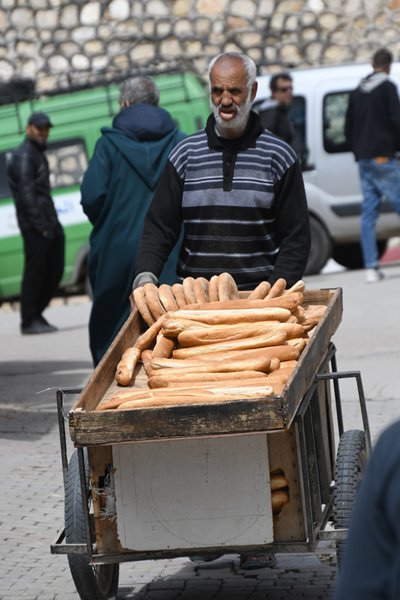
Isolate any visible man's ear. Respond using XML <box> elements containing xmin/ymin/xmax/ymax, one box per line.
<box><xmin>250</xmin><ymin>81</ymin><xmax>258</xmax><ymax>102</ymax></box>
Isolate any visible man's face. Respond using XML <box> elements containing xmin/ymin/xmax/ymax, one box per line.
<box><xmin>26</xmin><ymin>124</ymin><xmax>50</xmax><ymax>147</ymax></box>
<box><xmin>272</xmin><ymin>78</ymin><xmax>293</xmax><ymax>107</ymax></box>
<box><xmin>210</xmin><ymin>58</ymin><xmax>257</xmax><ymax>138</ymax></box>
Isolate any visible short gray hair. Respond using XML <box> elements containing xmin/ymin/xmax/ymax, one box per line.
<box><xmin>208</xmin><ymin>52</ymin><xmax>257</xmax><ymax>92</ymax></box>
<box><xmin>119</xmin><ymin>75</ymin><xmax>160</xmax><ymax>106</ymax></box>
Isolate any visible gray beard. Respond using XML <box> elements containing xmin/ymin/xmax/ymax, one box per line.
<box><xmin>211</xmin><ymin>94</ymin><xmax>252</xmax><ymax>138</ymax></box>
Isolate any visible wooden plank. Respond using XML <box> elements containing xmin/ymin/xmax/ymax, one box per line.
<box><xmin>75</xmin><ymin>309</ymin><xmax>142</xmax><ymax>412</ymax></box>
<box><xmin>69</xmin><ymin>396</ymin><xmax>285</xmax><ymax>446</ymax></box>
<box><xmin>88</xmin><ymin>446</ymin><xmax>121</xmax><ymax>553</ymax></box>
<box><xmin>267</xmin><ymin>429</ymin><xmax>305</xmax><ymax>542</ymax></box>
<box><xmin>283</xmin><ymin>288</ymin><xmax>342</xmax><ymax>427</ymax></box>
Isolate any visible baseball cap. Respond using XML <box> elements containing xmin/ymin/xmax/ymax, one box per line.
<box><xmin>27</xmin><ymin>112</ymin><xmax>53</xmax><ymax>128</ymax></box>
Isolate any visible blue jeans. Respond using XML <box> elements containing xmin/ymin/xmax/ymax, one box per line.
<box><xmin>358</xmin><ymin>158</ymin><xmax>400</xmax><ymax>268</ymax></box>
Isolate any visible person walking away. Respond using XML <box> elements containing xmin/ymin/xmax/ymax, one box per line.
<box><xmin>344</xmin><ymin>47</ymin><xmax>400</xmax><ymax>284</ymax></box>
<box><xmin>80</xmin><ymin>76</ymin><xmax>186</xmax><ymax>366</ymax></box>
<box><xmin>132</xmin><ymin>52</ymin><xmax>311</xmax><ymax>569</ymax></box>
<box><xmin>258</xmin><ymin>71</ymin><xmax>306</xmax><ymax>164</ymax></box>
<box><xmin>6</xmin><ymin>111</ymin><xmax>64</xmax><ymax>334</ymax></box>
<box><xmin>333</xmin><ymin>419</ymin><xmax>400</xmax><ymax>599</ymax></box>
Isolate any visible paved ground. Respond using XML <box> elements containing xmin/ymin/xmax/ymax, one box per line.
<box><xmin>1</xmin><ymin>261</ymin><xmax>400</xmax><ymax>599</ymax></box>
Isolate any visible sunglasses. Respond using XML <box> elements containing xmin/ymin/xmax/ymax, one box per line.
<box><xmin>276</xmin><ymin>86</ymin><xmax>293</xmax><ymax>92</ymax></box>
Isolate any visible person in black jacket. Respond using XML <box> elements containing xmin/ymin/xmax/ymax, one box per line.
<box><xmin>133</xmin><ymin>53</ymin><xmax>310</xmax><ymax>294</ymax></box>
<box><xmin>6</xmin><ymin>112</ymin><xmax>65</xmax><ymax>334</ymax></box>
<box><xmin>258</xmin><ymin>72</ymin><xmax>306</xmax><ymax>164</ymax></box>
<box><xmin>345</xmin><ymin>48</ymin><xmax>400</xmax><ymax>284</ymax></box>
<box><xmin>333</xmin><ymin>420</ymin><xmax>400</xmax><ymax>599</ymax></box>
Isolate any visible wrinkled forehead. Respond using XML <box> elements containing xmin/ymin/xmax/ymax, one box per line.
<box><xmin>210</xmin><ymin>57</ymin><xmax>248</xmax><ymax>89</ymax></box>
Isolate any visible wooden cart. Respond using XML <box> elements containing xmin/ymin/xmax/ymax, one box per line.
<box><xmin>51</xmin><ymin>287</ymin><xmax>371</xmax><ymax>600</ymax></box>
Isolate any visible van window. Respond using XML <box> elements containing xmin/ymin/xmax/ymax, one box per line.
<box><xmin>47</xmin><ymin>138</ymin><xmax>88</xmax><ymax>188</ymax></box>
<box><xmin>323</xmin><ymin>92</ymin><xmax>351</xmax><ymax>153</ymax></box>
<box><xmin>290</xmin><ymin>96</ymin><xmax>306</xmax><ymax>148</ymax></box>
<box><xmin>0</xmin><ymin>138</ymin><xmax>88</xmax><ymax>198</ymax></box>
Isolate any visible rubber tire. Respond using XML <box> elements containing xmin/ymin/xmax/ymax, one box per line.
<box><xmin>64</xmin><ymin>450</ymin><xmax>119</xmax><ymax>600</ymax></box>
<box><xmin>304</xmin><ymin>215</ymin><xmax>333</xmax><ymax>275</ymax></box>
<box><xmin>332</xmin><ymin>429</ymin><xmax>367</xmax><ymax>569</ymax></box>
<box><xmin>332</xmin><ymin>240</ymin><xmax>388</xmax><ymax>270</ymax></box>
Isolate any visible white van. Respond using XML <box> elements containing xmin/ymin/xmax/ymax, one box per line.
<box><xmin>254</xmin><ymin>63</ymin><xmax>400</xmax><ymax>274</ymax></box>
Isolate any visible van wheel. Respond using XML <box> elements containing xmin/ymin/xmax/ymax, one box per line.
<box><xmin>332</xmin><ymin>240</ymin><xmax>387</xmax><ymax>270</ymax></box>
<box><xmin>304</xmin><ymin>216</ymin><xmax>332</xmax><ymax>275</ymax></box>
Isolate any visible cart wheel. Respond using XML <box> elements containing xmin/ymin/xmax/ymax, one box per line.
<box><xmin>332</xmin><ymin>429</ymin><xmax>367</xmax><ymax>569</ymax></box>
<box><xmin>64</xmin><ymin>450</ymin><xmax>119</xmax><ymax>600</ymax></box>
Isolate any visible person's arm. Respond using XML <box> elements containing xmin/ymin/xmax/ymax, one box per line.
<box><xmin>386</xmin><ymin>82</ymin><xmax>400</xmax><ymax>145</ymax></box>
<box><xmin>80</xmin><ymin>137</ymin><xmax>113</xmax><ymax>225</ymax></box>
<box><xmin>334</xmin><ymin>421</ymin><xmax>400</xmax><ymax>599</ymax></box>
<box><xmin>270</xmin><ymin>161</ymin><xmax>311</xmax><ymax>286</ymax></box>
<box><xmin>134</xmin><ymin>160</ymin><xmax>183</xmax><ymax>283</ymax></box>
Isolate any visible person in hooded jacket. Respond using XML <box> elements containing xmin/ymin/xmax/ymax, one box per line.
<box><xmin>345</xmin><ymin>47</ymin><xmax>400</xmax><ymax>284</ymax></box>
<box><xmin>80</xmin><ymin>76</ymin><xmax>186</xmax><ymax>366</ymax></box>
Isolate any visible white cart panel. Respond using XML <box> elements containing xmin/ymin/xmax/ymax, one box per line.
<box><xmin>113</xmin><ymin>434</ymin><xmax>273</xmax><ymax>551</ymax></box>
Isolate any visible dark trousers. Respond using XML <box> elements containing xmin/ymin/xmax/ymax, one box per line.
<box><xmin>21</xmin><ymin>227</ymin><xmax>65</xmax><ymax>327</ymax></box>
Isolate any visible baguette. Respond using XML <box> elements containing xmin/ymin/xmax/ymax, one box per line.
<box><xmin>190</xmin><ymin>345</ymin><xmax>300</xmax><ymax>363</ymax></box>
<box><xmin>171</xmin><ymin>283</ymin><xmax>187</xmax><ymax>309</ymax></box>
<box><xmin>182</xmin><ymin>277</ymin><xmax>197</xmax><ymax>304</ymax></box>
<box><xmin>133</xmin><ymin>285</ymin><xmax>155</xmax><ymax>326</ymax></box>
<box><xmin>177</xmin><ymin>321</ymin><xmax>280</xmax><ymax>346</ymax></box>
<box><xmin>271</xmin><ymin>489</ymin><xmax>289</xmax><ymax>513</ymax></box>
<box><xmin>150</xmin><ymin>355</ymin><xmax>272</xmax><ymax>374</ymax></box>
<box><xmin>270</xmin><ymin>472</ymin><xmax>289</xmax><ymax>491</ymax></box>
<box><xmin>247</xmin><ymin>281</ymin><xmax>271</xmax><ymax>299</ymax></box>
<box><xmin>172</xmin><ymin>329</ymin><xmax>287</xmax><ymax>359</ymax></box>
<box><xmin>218</xmin><ymin>272</ymin><xmax>238</xmax><ymax>301</ymax></box>
<box><xmin>115</xmin><ymin>346</ymin><xmax>141</xmax><ymax>386</ymax></box>
<box><xmin>140</xmin><ymin>349</ymin><xmax>154</xmax><ymax>377</ymax></box>
<box><xmin>158</xmin><ymin>284</ymin><xmax>179</xmax><ymax>311</ymax></box>
<box><xmin>184</xmin><ymin>292</ymin><xmax>303</xmax><ymax>312</ymax></box>
<box><xmin>208</xmin><ymin>274</ymin><xmax>220</xmax><ymax>301</ymax></box>
<box><xmin>265</xmin><ymin>278</ymin><xmax>287</xmax><ymax>299</ymax></box>
<box><xmin>114</xmin><ymin>315</ymin><xmax>165</xmax><ymax>385</ymax></box>
<box><xmin>285</xmin><ymin>280</ymin><xmax>305</xmax><ymax>294</ymax></box>
<box><xmin>148</xmin><ymin>371</ymin><xmax>268</xmax><ymax>388</ymax></box>
<box><xmin>144</xmin><ymin>283</ymin><xmax>165</xmax><ymax>320</ymax></box>
<box><xmin>162</xmin><ymin>317</ymin><xmax>210</xmax><ymax>338</ymax></box>
<box><xmin>115</xmin><ymin>385</ymin><xmax>275</xmax><ymax>410</ymax></box>
<box><xmin>194</xmin><ymin>277</ymin><xmax>210</xmax><ymax>303</ymax></box>
<box><xmin>152</xmin><ymin>334</ymin><xmax>175</xmax><ymax>359</ymax></box>
<box><xmin>168</xmin><ymin>307</ymin><xmax>291</xmax><ymax>325</ymax></box>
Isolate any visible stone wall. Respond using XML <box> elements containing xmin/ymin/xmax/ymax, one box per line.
<box><xmin>1</xmin><ymin>0</ymin><xmax>400</xmax><ymax>94</ymax></box>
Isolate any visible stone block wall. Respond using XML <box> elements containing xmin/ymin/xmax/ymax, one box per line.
<box><xmin>1</xmin><ymin>0</ymin><xmax>400</xmax><ymax>94</ymax></box>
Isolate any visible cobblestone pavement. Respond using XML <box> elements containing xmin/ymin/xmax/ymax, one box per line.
<box><xmin>1</xmin><ymin>262</ymin><xmax>400</xmax><ymax>599</ymax></box>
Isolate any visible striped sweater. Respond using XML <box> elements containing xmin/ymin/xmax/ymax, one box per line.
<box><xmin>136</xmin><ymin>112</ymin><xmax>310</xmax><ymax>289</ymax></box>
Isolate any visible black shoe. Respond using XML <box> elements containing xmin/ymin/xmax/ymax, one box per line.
<box><xmin>38</xmin><ymin>315</ymin><xmax>58</xmax><ymax>332</ymax></box>
<box><xmin>21</xmin><ymin>319</ymin><xmax>57</xmax><ymax>335</ymax></box>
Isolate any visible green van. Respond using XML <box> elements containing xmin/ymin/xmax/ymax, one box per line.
<box><xmin>0</xmin><ymin>73</ymin><xmax>210</xmax><ymax>302</ymax></box>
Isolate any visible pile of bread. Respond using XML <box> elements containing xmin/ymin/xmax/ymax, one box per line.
<box><xmin>96</xmin><ymin>273</ymin><xmax>326</xmax><ymax>412</ymax></box>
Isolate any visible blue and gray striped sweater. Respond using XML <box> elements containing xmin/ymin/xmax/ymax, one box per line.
<box><xmin>136</xmin><ymin>112</ymin><xmax>310</xmax><ymax>289</ymax></box>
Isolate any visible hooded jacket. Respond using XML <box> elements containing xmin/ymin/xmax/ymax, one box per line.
<box><xmin>344</xmin><ymin>71</ymin><xmax>400</xmax><ymax>160</ymax></box>
<box><xmin>80</xmin><ymin>103</ymin><xmax>185</xmax><ymax>364</ymax></box>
